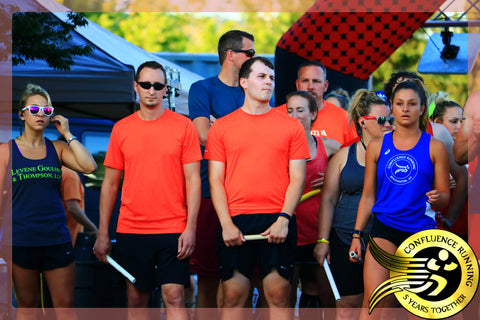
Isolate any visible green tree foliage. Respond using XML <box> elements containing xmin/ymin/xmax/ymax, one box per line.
<box><xmin>61</xmin><ymin>0</ymin><xmax>314</xmax><ymax>13</ymax></box>
<box><xmin>84</xmin><ymin>12</ymin><xmax>302</xmax><ymax>54</ymax></box>
<box><xmin>239</xmin><ymin>12</ymin><xmax>302</xmax><ymax>54</ymax></box>
<box><xmin>13</xmin><ymin>12</ymin><xmax>93</xmax><ymax>71</ymax></box>
<box><xmin>63</xmin><ymin>0</ymin><xmax>105</xmax><ymax>11</ymax></box>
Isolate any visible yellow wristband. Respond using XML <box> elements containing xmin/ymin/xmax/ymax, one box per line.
<box><xmin>317</xmin><ymin>238</ymin><xmax>330</xmax><ymax>244</ymax></box>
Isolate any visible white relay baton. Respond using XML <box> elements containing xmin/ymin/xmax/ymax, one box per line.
<box><xmin>323</xmin><ymin>258</ymin><xmax>341</xmax><ymax>301</ymax></box>
<box><xmin>349</xmin><ymin>251</ymin><xmax>359</xmax><ymax>259</ymax></box>
<box><xmin>106</xmin><ymin>255</ymin><xmax>136</xmax><ymax>283</ymax></box>
<box><xmin>244</xmin><ymin>234</ymin><xmax>269</xmax><ymax>241</ymax></box>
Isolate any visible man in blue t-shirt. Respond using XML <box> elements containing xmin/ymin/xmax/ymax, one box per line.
<box><xmin>188</xmin><ymin>29</ymin><xmax>255</xmax><ymax>308</ymax></box>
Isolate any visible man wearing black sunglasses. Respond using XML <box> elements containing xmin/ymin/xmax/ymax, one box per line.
<box><xmin>94</xmin><ymin>61</ymin><xmax>201</xmax><ymax>319</ymax></box>
<box><xmin>188</xmin><ymin>30</ymin><xmax>255</xmax><ymax>308</ymax></box>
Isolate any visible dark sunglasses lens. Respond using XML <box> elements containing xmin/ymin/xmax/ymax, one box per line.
<box><xmin>377</xmin><ymin>117</ymin><xmax>386</xmax><ymax>125</ymax></box>
<box><xmin>43</xmin><ymin>107</ymin><xmax>53</xmax><ymax>116</ymax></box>
<box><xmin>152</xmin><ymin>83</ymin><xmax>165</xmax><ymax>90</ymax></box>
<box><xmin>139</xmin><ymin>82</ymin><xmax>165</xmax><ymax>90</ymax></box>
<box><xmin>388</xmin><ymin>117</ymin><xmax>395</xmax><ymax>125</ymax></box>
<box><xmin>138</xmin><ymin>82</ymin><xmax>152</xmax><ymax>90</ymax></box>
<box><xmin>245</xmin><ymin>50</ymin><xmax>255</xmax><ymax>57</ymax></box>
<box><xmin>29</xmin><ymin>106</ymin><xmax>40</xmax><ymax>115</ymax></box>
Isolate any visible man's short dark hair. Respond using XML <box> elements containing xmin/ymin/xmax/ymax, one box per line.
<box><xmin>384</xmin><ymin>71</ymin><xmax>424</xmax><ymax>102</ymax></box>
<box><xmin>297</xmin><ymin>60</ymin><xmax>327</xmax><ymax>80</ymax></box>
<box><xmin>218</xmin><ymin>30</ymin><xmax>254</xmax><ymax>65</ymax></box>
<box><xmin>135</xmin><ymin>61</ymin><xmax>167</xmax><ymax>83</ymax></box>
<box><xmin>238</xmin><ymin>56</ymin><xmax>274</xmax><ymax>90</ymax></box>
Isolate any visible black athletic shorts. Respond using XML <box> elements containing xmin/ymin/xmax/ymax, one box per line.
<box><xmin>13</xmin><ymin>242</ymin><xmax>74</xmax><ymax>270</ymax></box>
<box><xmin>115</xmin><ymin>233</ymin><xmax>190</xmax><ymax>292</ymax></box>
<box><xmin>370</xmin><ymin>215</ymin><xmax>414</xmax><ymax>247</ymax></box>
<box><xmin>217</xmin><ymin>213</ymin><xmax>297</xmax><ymax>282</ymax></box>
<box><xmin>329</xmin><ymin>229</ymin><xmax>364</xmax><ymax>296</ymax></box>
<box><xmin>295</xmin><ymin>243</ymin><xmax>321</xmax><ymax>283</ymax></box>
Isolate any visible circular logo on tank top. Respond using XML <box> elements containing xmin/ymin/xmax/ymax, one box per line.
<box><xmin>385</xmin><ymin>153</ymin><xmax>418</xmax><ymax>185</ymax></box>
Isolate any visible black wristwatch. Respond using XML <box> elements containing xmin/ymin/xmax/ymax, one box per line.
<box><xmin>278</xmin><ymin>212</ymin><xmax>292</xmax><ymax>221</ymax></box>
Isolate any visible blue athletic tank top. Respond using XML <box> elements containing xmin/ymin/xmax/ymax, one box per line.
<box><xmin>12</xmin><ymin>138</ymin><xmax>71</xmax><ymax>246</ymax></box>
<box><xmin>372</xmin><ymin>131</ymin><xmax>436</xmax><ymax>233</ymax></box>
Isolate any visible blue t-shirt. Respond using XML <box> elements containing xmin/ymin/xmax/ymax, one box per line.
<box><xmin>188</xmin><ymin>76</ymin><xmax>245</xmax><ymax>197</ymax></box>
<box><xmin>12</xmin><ymin>138</ymin><xmax>71</xmax><ymax>246</ymax></box>
<box><xmin>373</xmin><ymin>131</ymin><xmax>436</xmax><ymax>233</ymax></box>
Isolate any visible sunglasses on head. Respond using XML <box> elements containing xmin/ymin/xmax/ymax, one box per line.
<box><xmin>21</xmin><ymin>105</ymin><xmax>54</xmax><ymax>116</ymax></box>
<box><xmin>360</xmin><ymin>116</ymin><xmax>394</xmax><ymax>126</ymax></box>
<box><xmin>137</xmin><ymin>81</ymin><xmax>166</xmax><ymax>91</ymax></box>
<box><xmin>225</xmin><ymin>48</ymin><xmax>256</xmax><ymax>58</ymax></box>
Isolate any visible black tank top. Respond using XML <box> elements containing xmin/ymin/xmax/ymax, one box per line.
<box><xmin>333</xmin><ymin>143</ymin><xmax>371</xmax><ymax>245</ymax></box>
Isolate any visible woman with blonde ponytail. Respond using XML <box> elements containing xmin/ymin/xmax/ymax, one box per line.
<box><xmin>430</xmin><ymin>92</ymin><xmax>463</xmax><ymax>141</ymax></box>
<box><xmin>314</xmin><ymin>89</ymin><xmax>392</xmax><ymax>319</ymax></box>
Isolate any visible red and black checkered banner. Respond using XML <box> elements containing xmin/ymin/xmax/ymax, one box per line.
<box><xmin>274</xmin><ymin>0</ymin><xmax>445</xmax><ymax>105</ymax></box>
<box><xmin>277</xmin><ymin>0</ymin><xmax>444</xmax><ymax>80</ymax></box>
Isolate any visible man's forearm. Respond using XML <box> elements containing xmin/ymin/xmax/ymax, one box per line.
<box><xmin>185</xmin><ymin>172</ymin><xmax>201</xmax><ymax>231</ymax></box>
<box><xmin>210</xmin><ymin>181</ymin><xmax>233</xmax><ymax>227</ymax></box>
<box><xmin>446</xmin><ymin>166</ymin><xmax>468</xmax><ymax>224</ymax></box>
<box><xmin>98</xmin><ymin>183</ymin><xmax>117</xmax><ymax>236</ymax></box>
<box><xmin>280</xmin><ymin>179</ymin><xmax>305</xmax><ymax>216</ymax></box>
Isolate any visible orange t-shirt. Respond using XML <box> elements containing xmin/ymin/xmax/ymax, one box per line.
<box><xmin>105</xmin><ymin>110</ymin><xmax>202</xmax><ymax>234</ymax></box>
<box><xmin>276</xmin><ymin>100</ymin><xmax>358</xmax><ymax>145</ymax></box>
<box><xmin>61</xmin><ymin>166</ymin><xmax>84</xmax><ymax>246</ymax></box>
<box><xmin>205</xmin><ymin>108</ymin><xmax>310</xmax><ymax>216</ymax></box>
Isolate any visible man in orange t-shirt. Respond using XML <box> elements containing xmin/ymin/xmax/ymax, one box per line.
<box><xmin>276</xmin><ymin>60</ymin><xmax>357</xmax><ymax>146</ymax></box>
<box><xmin>93</xmin><ymin>61</ymin><xmax>201</xmax><ymax>320</ymax></box>
<box><xmin>188</xmin><ymin>30</ymin><xmax>255</xmax><ymax>307</ymax></box>
<box><xmin>206</xmin><ymin>57</ymin><xmax>310</xmax><ymax>316</ymax></box>
<box><xmin>61</xmin><ymin>166</ymin><xmax>97</xmax><ymax>246</ymax></box>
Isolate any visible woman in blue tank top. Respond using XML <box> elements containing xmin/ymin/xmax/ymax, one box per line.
<box><xmin>314</xmin><ymin>89</ymin><xmax>392</xmax><ymax>318</ymax></box>
<box><xmin>0</xmin><ymin>84</ymin><xmax>96</xmax><ymax>317</ymax></box>
<box><xmin>348</xmin><ymin>81</ymin><xmax>450</xmax><ymax>318</ymax></box>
